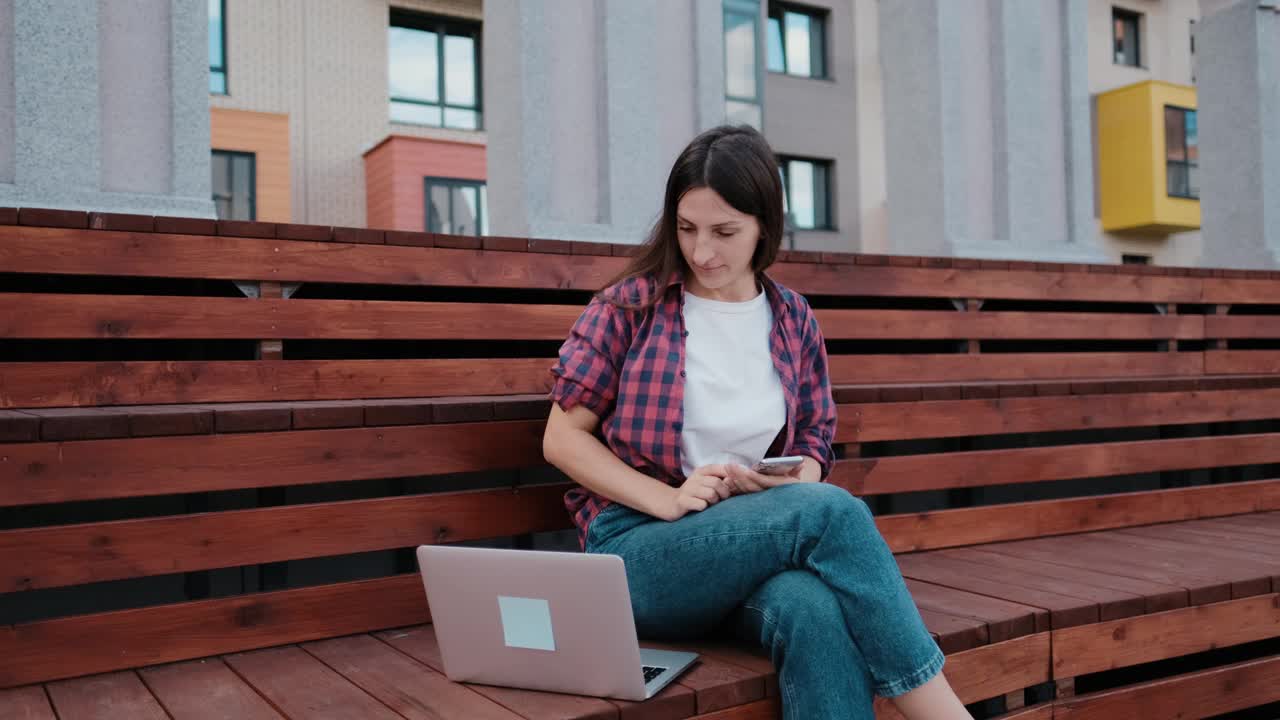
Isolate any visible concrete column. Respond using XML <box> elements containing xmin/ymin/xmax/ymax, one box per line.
<box><xmin>880</xmin><ymin>0</ymin><xmax>1106</xmax><ymax>262</ymax></box>
<box><xmin>1196</xmin><ymin>0</ymin><xmax>1280</xmax><ymax>268</ymax></box>
<box><xmin>485</xmin><ymin>0</ymin><xmax>724</xmax><ymax>243</ymax></box>
<box><xmin>0</xmin><ymin>0</ymin><xmax>214</xmax><ymax>216</ymax></box>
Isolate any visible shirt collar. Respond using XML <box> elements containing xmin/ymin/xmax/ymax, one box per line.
<box><xmin>662</xmin><ymin>268</ymin><xmax>792</xmax><ymax>313</ymax></box>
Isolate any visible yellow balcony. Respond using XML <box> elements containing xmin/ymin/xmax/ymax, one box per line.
<box><xmin>1097</xmin><ymin>80</ymin><xmax>1200</xmax><ymax>234</ymax></box>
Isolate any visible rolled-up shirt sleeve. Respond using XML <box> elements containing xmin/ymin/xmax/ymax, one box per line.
<box><xmin>791</xmin><ymin>299</ymin><xmax>837</xmax><ymax>480</ymax></box>
<box><xmin>549</xmin><ymin>296</ymin><xmax>631</xmax><ymax>418</ymax></box>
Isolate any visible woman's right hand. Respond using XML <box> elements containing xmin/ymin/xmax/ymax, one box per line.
<box><xmin>664</xmin><ymin>464</ymin><xmax>731</xmax><ymax>521</ymax></box>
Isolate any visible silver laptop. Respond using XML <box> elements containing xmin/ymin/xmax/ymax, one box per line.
<box><xmin>417</xmin><ymin>545</ymin><xmax>698</xmax><ymax>701</ymax></box>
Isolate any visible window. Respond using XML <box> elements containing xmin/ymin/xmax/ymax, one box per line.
<box><xmin>766</xmin><ymin>3</ymin><xmax>827</xmax><ymax>78</ymax></box>
<box><xmin>1113</xmin><ymin>8</ymin><xmax>1141</xmax><ymax>67</ymax></box>
<box><xmin>389</xmin><ymin>11</ymin><xmax>482</xmax><ymax>130</ymax></box>
<box><xmin>778</xmin><ymin>157</ymin><xmax>832</xmax><ymax>231</ymax></box>
<box><xmin>425</xmin><ymin>178</ymin><xmax>488</xmax><ymax>235</ymax></box>
<box><xmin>1189</xmin><ymin>19</ymin><xmax>1197</xmax><ymax>84</ymax></box>
<box><xmin>1164</xmin><ymin>106</ymin><xmax>1199</xmax><ymax>200</ymax></box>
<box><xmin>724</xmin><ymin>0</ymin><xmax>763</xmax><ymax>129</ymax></box>
<box><xmin>211</xmin><ymin>151</ymin><xmax>255</xmax><ymax>221</ymax></box>
<box><xmin>1122</xmin><ymin>254</ymin><xmax>1151</xmax><ymax>265</ymax></box>
<box><xmin>209</xmin><ymin>0</ymin><xmax>227</xmax><ymax>94</ymax></box>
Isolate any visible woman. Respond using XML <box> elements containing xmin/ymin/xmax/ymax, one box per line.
<box><xmin>543</xmin><ymin>125</ymin><xmax>972</xmax><ymax>719</ymax></box>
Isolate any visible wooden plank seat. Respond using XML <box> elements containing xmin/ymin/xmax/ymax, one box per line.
<box><xmin>4</xmin><ymin>209</ymin><xmax>1280</xmax><ymax>718</ymax></box>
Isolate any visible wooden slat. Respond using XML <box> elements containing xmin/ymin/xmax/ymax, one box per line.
<box><xmin>839</xmin><ymin>388</ymin><xmax>1280</xmax><ymax>443</ymax></box>
<box><xmin>3</xmin><ymin>225</ymin><xmax>1210</xmax><ymax>303</ymax></box>
<box><xmin>1206</xmin><ymin>314</ymin><xmax>1280</xmax><ymax>339</ymax></box>
<box><xmin>1200</xmin><ymin>277</ymin><xmax>1280</xmax><ymax>304</ymax></box>
<box><xmin>0</xmin><ymin>358</ymin><xmax>553</xmax><ymax>408</ymax></box>
<box><xmin>0</xmin><ymin>685</ymin><xmax>56</xmax><ymax>719</ymax></box>
<box><xmin>875</xmin><ymin>479</ymin><xmax>1280</xmax><ymax>552</ymax></box>
<box><xmin>898</xmin><ymin>553</ymin><xmax>1109</xmax><ymax>629</ymax></box>
<box><xmin>904</xmin><ymin>580</ymin><xmax>1044</xmax><ymax>643</ymax></box>
<box><xmin>918</xmin><ymin>609</ymin><xmax>989</xmax><ymax>654</ymax></box>
<box><xmin>223</xmin><ymin>646</ymin><xmax>403</xmax><ymax>720</ymax></box>
<box><xmin>936</xmin><ymin>547</ymin><xmax>1170</xmax><ymax>617</ymax></box>
<box><xmin>301</xmin><ymin>634</ymin><xmax>523</xmax><ymax>720</ymax></box>
<box><xmin>0</xmin><ymin>420</ymin><xmax>544</xmax><ymax>506</ymax></box>
<box><xmin>1</xmin><ymin>484</ymin><xmax>572</xmax><ymax>591</ymax></box>
<box><xmin>768</xmin><ymin>262</ymin><xmax>1204</xmax><ymax>303</ymax></box>
<box><xmin>942</xmin><ymin>633</ymin><xmax>1052</xmax><ymax>704</ymax></box>
<box><xmin>834</xmin><ymin>432</ymin><xmax>1280</xmax><ymax>495</ymax></box>
<box><xmin>814</xmin><ymin>309</ymin><xmax>1203</xmax><ymax>340</ymax></box>
<box><xmin>45</xmin><ymin>671</ymin><xmax>168</xmax><ymax>720</ymax></box>
<box><xmin>1111</xmin><ymin>526</ymin><xmax>1280</xmax><ymax>589</ymax></box>
<box><xmin>690</xmin><ymin>698</ymin><xmax>777</xmax><ymax>720</ymax></box>
<box><xmin>1052</xmin><ymin>593</ymin><xmax>1280</xmax><ymax>677</ymax></box>
<box><xmin>376</xmin><ymin>625</ymin><xmax>621</xmax><ymax>720</ymax></box>
<box><xmin>0</xmin><ymin>574</ymin><xmax>428</xmax><ymax>688</ymax></box>
<box><xmin>0</xmin><ymin>226</ymin><xmax>624</xmax><ymax>291</ymax></box>
<box><xmin>829</xmin><ymin>352</ymin><xmax>1204</xmax><ymax>385</ymax></box>
<box><xmin>981</xmin><ymin>536</ymin><xmax>1235</xmax><ymax>607</ymax></box>
<box><xmin>642</xmin><ymin>640</ymin><xmax>768</xmax><ymax>715</ymax></box>
<box><xmin>990</xmin><ymin>706</ymin><xmax>1052</xmax><ymax>720</ymax></box>
<box><xmin>138</xmin><ymin>658</ymin><xmax>284</xmax><ymax>719</ymax></box>
<box><xmin>1054</xmin><ymin>654</ymin><xmax>1280</xmax><ymax>720</ymax></box>
<box><xmin>1206</xmin><ymin>349</ymin><xmax>1280</xmax><ymax>375</ymax></box>
<box><xmin>0</xmin><ymin>294</ymin><xmax>584</xmax><ymax>340</ymax></box>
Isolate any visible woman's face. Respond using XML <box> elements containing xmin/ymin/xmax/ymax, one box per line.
<box><xmin>676</xmin><ymin>187</ymin><xmax>762</xmax><ymax>301</ymax></box>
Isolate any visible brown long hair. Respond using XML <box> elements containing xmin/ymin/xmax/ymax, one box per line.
<box><xmin>600</xmin><ymin>125</ymin><xmax>785</xmax><ymax>309</ymax></box>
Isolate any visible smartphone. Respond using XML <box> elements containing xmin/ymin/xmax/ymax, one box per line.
<box><xmin>752</xmin><ymin>455</ymin><xmax>806</xmax><ymax>476</ymax></box>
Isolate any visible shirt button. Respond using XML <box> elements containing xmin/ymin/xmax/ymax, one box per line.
<box><xmin>679</xmin><ymin>370</ymin><xmax>686</xmax><ymax>378</ymax></box>
<box><xmin>682</xmin><ymin>331</ymin><xmax>689</xmax><ymax>337</ymax></box>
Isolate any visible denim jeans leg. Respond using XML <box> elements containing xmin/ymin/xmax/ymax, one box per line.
<box><xmin>584</xmin><ymin>483</ymin><xmax>944</xmax><ymax>698</ymax></box>
<box><xmin>726</xmin><ymin>569</ymin><xmax>876</xmax><ymax>720</ymax></box>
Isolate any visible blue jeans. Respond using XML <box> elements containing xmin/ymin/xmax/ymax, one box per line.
<box><xmin>585</xmin><ymin>482</ymin><xmax>944</xmax><ymax>720</ymax></box>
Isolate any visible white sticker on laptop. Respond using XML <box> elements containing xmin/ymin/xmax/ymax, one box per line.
<box><xmin>497</xmin><ymin>596</ymin><xmax>556</xmax><ymax>651</ymax></box>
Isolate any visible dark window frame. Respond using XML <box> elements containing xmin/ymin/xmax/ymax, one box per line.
<box><xmin>389</xmin><ymin>9</ymin><xmax>484</xmax><ymax>130</ymax></box>
<box><xmin>1112</xmin><ymin>7</ymin><xmax>1142</xmax><ymax>68</ymax></box>
<box><xmin>723</xmin><ymin>0</ymin><xmax>764</xmax><ymax>129</ymax></box>
<box><xmin>210</xmin><ymin>0</ymin><xmax>228</xmax><ymax>94</ymax></box>
<box><xmin>1164</xmin><ymin>104</ymin><xmax>1199</xmax><ymax>201</ymax></box>
<box><xmin>777</xmin><ymin>155</ymin><xmax>834</xmax><ymax>232</ymax></box>
<box><xmin>211</xmin><ymin>150</ymin><xmax>256</xmax><ymax>221</ymax></box>
<box><xmin>423</xmin><ymin>176</ymin><xmax>487</xmax><ymax>236</ymax></box>
<box><xmin>766</xmin><ymin>1</ymin><xmax>829</xmax><ymax>79</ymax></box>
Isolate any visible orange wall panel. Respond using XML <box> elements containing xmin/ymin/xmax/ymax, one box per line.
<box><xmin>210</xmin><ymin>108</ymin><xmax>291</xmax><ymax>223</ymax></box>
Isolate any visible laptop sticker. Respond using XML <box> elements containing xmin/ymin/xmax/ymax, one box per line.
<box><xmin>497</xmin><ymin>596</ymin><xmax>556</xmax><ymax>651</ymax></box>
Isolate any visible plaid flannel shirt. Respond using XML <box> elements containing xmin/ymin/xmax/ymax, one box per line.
<box><xmin>549</xmin><ymin>271</ymin><xmax>837</xmax><ymax>549</ymax></box>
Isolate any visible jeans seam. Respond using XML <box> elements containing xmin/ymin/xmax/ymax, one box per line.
<box><xmin>622</xmin><ymin>530</ymin><xmax>798</xmax><ymax>568</ymax></box>
<box><xmin>744</xmin><ymin>603</ymin><xmax>796</xmax><ymax>716</ymax></box>
<box><xmin>874</xmin><ymin>646</ymin><xmax>945</xmax><ymax>698</ymax></box>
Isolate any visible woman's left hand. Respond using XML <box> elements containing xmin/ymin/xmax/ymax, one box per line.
<box><xmin>725</xmin><ymin>457</ymin><xmax>821</xmax><ymax>495</ymax></box>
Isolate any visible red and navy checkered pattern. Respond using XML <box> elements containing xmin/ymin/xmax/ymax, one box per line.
<box><xmin>550</xmin><ymin>271</ymin><xmax>837</xmax><ymax>548</ymax></box>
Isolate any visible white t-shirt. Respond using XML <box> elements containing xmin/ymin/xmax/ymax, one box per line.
<box><xmin>679</xmin><ymin>288</ymin><xmax>787</xmax><ymax>477</ymax></box>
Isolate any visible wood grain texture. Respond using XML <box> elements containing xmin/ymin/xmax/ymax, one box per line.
<box><xmin>829</xmin><ymin>352</ymin><xmax>1204</xmax><ymax>385</ymax></box>
<box><xmin>1053</xmin><ymin>654</ymin><xmax>1280</xmax><ymax>720</ymax></box>
<box><xmin>875</xmin><ymin>480</ymin><xmax>1280</xmax><ymax>552</ymax></box>
<box><xmin>138</xmin><ymin>658</ymin><xmax>284</xmax><ymax>719</ymax></box>
<box><xmin>0</xmin><ymin>686</ymin><xmax>56</xmax><ymax>719</ymax></box>
<box><xmin>0</xmin><ymin>420</ymin><xmax>545</xmax><ymax>506</ymax></box>
<box><xmin>45</xmin><ymin>671</ymin><xmax>168</xmax><ymax>720</ymax></box>
<box><xmin>838</xmin><ymin>389</ymin><xmax>1280</xmax><ymax>443</ymax></box>
<box><xmin>834</xmin><ymin>432</ymin><xmax>1280</xmax><ymax>495</ymax></box>
<box><xmin>0</xmin><ymin>484</ymin><xmax>572</xmax><ymax>590</ymax></box>
<box><xmin>223</xmin><ymin>646</ymin><xmax>403</xmax><ymax>720</ymax></box>
<box><xmin>0</xmin><ymin>575</ymin><xmax>428</xmax><ymax>688</ymax></box>
<box><xmin>0</xmin><ymin>358</ymin><xmax>554</xmax><ymax>408</ymax></box>
<box><xmin>1052</xmin><ymin>593</ymin><xmax>1280</xmax><ymax>677</ymax></box>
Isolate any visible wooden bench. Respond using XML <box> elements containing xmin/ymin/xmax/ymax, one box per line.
<box><xmin>1</xmin><ymin>207</ymin><xmax>1279</xmax><ymax>720</ymax></box>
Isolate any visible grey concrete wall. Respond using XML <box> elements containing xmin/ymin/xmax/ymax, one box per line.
<box><xmin>765</xmin><ymin>0</ymin><xmax>859</xmax><ymax>253</ymax></box>
<box><xmin>880</xmin><ymin>0</ymin><xmax>1106</xmax><ymax>262</ymax></box>
<box><xmin>100</xmin><ymin>0</ymin><xmax>172</xmax><ymax>194</ymax></box>
<box><xmin>0</xmin><ymin>0</ymin><xmax>213</xmax><ymax>216</ymax></box>
<box><xmin>485</xmin><ymin>0</ymin><xmax>724</xmax><ymax>243</ymax></box>
<box><xmin>0</xmin><ymin>0</ymin><xmax>13</xmax><ymax>184</ymax></box>
<box><xmin>1196</xmin><ymin>0</ymin><xmax>1280</xmax><ymax>268</ymax></box>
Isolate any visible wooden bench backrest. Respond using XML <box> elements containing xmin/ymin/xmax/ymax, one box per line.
<box><xmin>4</xmin><ymin>210</ymin><xmax>1280</xmax><ymax>687</ymax></box>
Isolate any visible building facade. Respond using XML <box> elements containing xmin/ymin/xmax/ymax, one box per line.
<box><xmin>3</xmin><ymin>0</ymin><xmax>1276</xmax><ymax>267</ymax></box>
